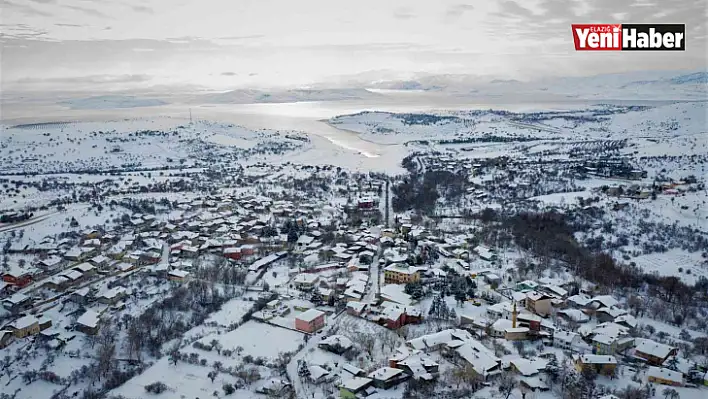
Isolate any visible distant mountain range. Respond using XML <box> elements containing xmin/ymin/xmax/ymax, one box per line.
<box><xmin>365</xmin><ymin>70</ymin><xmax>708</xmax><ymax>100</ymax></box>
<box><xmin>60</xmin><ymin>95</ymin><xmax>167</xmax><ymax>110</ymax></box>
<box><xmin>53</xmin><ymin>70</ymin><xmax>707</xmax><ymax>110</ymax></box>
<box><xmin>196</xmin><ymin>88</ymin><xmax>382</xmax><ymax>104</ymax></box>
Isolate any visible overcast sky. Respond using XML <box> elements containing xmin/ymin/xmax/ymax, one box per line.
<box><xmin>1</xmin><ymin>0</ymin><xmax>706</xmax><ymax>92</ymax></box>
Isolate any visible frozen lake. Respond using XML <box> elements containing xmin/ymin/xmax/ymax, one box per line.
<box><xmin>0</xmin><ymin>92</ymin><xmax>688</xmax><ymax>158</ymax></box>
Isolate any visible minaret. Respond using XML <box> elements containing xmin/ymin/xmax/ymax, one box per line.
<box><xmin>512</xmin><ymin>301</ymin><xmax>518</xmax><ymax>328</ymax></box>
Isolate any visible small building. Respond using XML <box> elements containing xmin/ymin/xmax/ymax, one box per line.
<box><xmin>70</xmin><ymin>287</ymin><xmax>92</xmax><ymax>305</ymax></box>
<box><xmin>296</xmin><ymin>235</ymin><xmax>315</xmax><ymax>251</ymax></box>
<box><xmin>525</xmin><ymin>291</ymin><xmax>553</xmax><ymax>317</ymax></box>
<box><xmin>646</xmin><ymin>367</ymin><xmax>683</xmax><ymax>386</ymax></box>
<box><xmin>634</xmin><ymin>339</ymin><xmax>677</xmax><ymax>366</ymax></box>
<box><xmin>97</xmin><ymin>287</ymin><xmax>128</xmax><ymax>305</ymax></box>
<box><xmin>76</xmin><ymin>310</ymin><xmax>100</xmax><ymax>335</ymax></box>
<box><xmin>89</xmin><ymin>255</ymin><xmax>110</xmax><ymax>267</ymax></box>
<box><xmin>7</xmin><ymin>315</ymin><xmax>40</xmax><ymax>338</ymax></box>
<box><xmin>383</xmin><ymin>265</ymin><xmax>420</xmax><ymax>284</ymax></box>
<box><xmin>396</xmin><ymin>355</ymin><xmax>439</xmax><ymax>380</ymax></box>
<box><xmin>295</xmin><ymin>309</ymin><xmax>325</xmax><ymax>333</ymax></box>
<box><xmin>553</xmin><ymin>331</ymin><xmax>583</xmax><ymax>351</ymax></box>
<box><xmin>2</xmin><ymin>293</ymin><xmax>33</xmax><ymax>314</ymax></box>
<box><xmin>2</xmin><ymin>268</ymin><xmax>33</xmax><ymax>288</ymax></box>
<box><xmin>574</xmin><ymin>354</ymin><xmax>617</xmax><ymax>376</ymax></box>
<box><xmin>346</xmin><ymin>301</ymin><xmax>368</xmax><ymax>316</ymax></box>
<box><xmin>504</xmin><ymin>327</ymin><xmax>530</xmax><ymax>341</ymax></box>
<box><xmin>339</xmin><ymin>377</ymin><xmax>373</xmax><ymax>399</ymax></box>
<box><xmin>293</xmin><ymin>273</ymin><xmax>320</xmax><ymax>291</ymax></box>
<box><xmin>596</xmin><ymin>307</ymin><xmax>628</xmax><ymax>323</ymax></box>
<box><xmin>318</xmin><ymin>335</ymin><xmax>354</xmax><ymax>355</ymax></box>
<box><xmin>367</xmin><ymin>367</ymin><xmax>408</xmax><ymax>389</ymax></box>
<box><xmin>223</xmin><ymin>247</ymin><xmax>242</xmax><ymax>260</ymax></box>
<box><xmin>168</xmin><ymin>269</ymin><xmax>190</xmax><ymax>283</ymax></box>
<box><xmin>73</xmin><ymin>262</ymin><xmax>97</xmax><ymax>276</ymax></box>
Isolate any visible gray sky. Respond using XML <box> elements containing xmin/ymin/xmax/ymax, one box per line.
<box><xmin>1</xmin><ymin>0</ymin><xmax>706</xmax><ymax>92</ymax></box>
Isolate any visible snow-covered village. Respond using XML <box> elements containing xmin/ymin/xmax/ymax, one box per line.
<box><xmin>0</xmin><ymin>82</ymin><xmax>706</xmax><ymax>399</ymax></box>
<box><xmin>1</xmin><ymin>1</ymin><xmax>707</xmax><ymax>398</ymax></box>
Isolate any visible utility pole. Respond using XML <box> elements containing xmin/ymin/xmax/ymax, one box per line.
<box><xmin>189</xmin><ymin>108</ymin><xmax>193</xmax><ymax>124</ymax></box>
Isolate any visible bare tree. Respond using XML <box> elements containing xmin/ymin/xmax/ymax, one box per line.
<box><xmin>498</xmin><ymin>372</ymin><xmax>516</xmax><ymax>399</ymax></box>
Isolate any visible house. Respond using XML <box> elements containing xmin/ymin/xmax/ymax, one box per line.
<box><xmin>380</xmin><ymin>304</ymin><xmax>422</xmax><ymax>329</ymax></box>
<box><xmin>634</xmin><ymin>339</ymin><xmax>678</xmax><ymax>366</ymax></box>
<box><xmin>383</xmin><ymin>265</ymin><xmax>420</xmax><ymax>284</ymax></box>
<box><xmin>646</xmin><ymin>367</ymin><xmax>683</xmax><ymax>386</ymax></box>
<box><xmin>540</xmin><ymin>284</ymin><xmax>568</xmax><ymax>299</ymax></box>
<box><xmin>346</xmin><ymin>301</ymin><xmax>368</xmax><ymax>316</ymax></box>
<box><xmin>296</xmin><ymin>235</ymin><xmax>315</xmax><ymax>251</ymax></box>
<box><xmin>59</xmin><ymin>270</ymin><xmax>84</xmax><ymax>286</ymax></box>
<box><xmin>2</xmin><ymin>268</ymin><xmax>33</xmax><ymax>288</ymax></box>
<box><xmin>454</xmin><ymin>340</ymin><xmax>503</xmax><ymax>379</ymax></box>
<box><xmin>76</xmin><ymin>310</ymin><xmax>101</xmax><ymax>335</ymax></box>
<box><xmin>596</xmin><ymin>307</ymin><xmax>628</xmax><ymax>323</ymax></box>
<box><xmin>504</xmin><ymin>327</ymin><xmax>530</xmax><ymax>341</ymax></box>
<box><xmin>2</xmin><ymin>293</ymin><xmax>33</xmax><ymax>313</ymax></box>
<box><xmin>64</xmin><ymin>246</ymin><xmax>96</xmax><ymax>261</ymax></box>
<box><xmin>89</xmin><ymin>255</ymin><xmax>110</xmax><ymax>268</ymax></box>
<box><xmin>474</xmin><ymin>245</ymin><xmax>495</xmax><ymax>261</ymax></box>
<box><xmin>247</xmin><ymin>252</ymin><xmax>286</xmax><ymax>272</ymax></box>
<box><xmin>515</xmin><ymin>280</ymin><xmax>539</xmax><ymax>292</ymax></box>
<box><xmin>509</xmin><ymin>358</ymin><xmax>548</xmax><ymax>377</ymax></box>
<box><xmin>223</xmin><ymin>247</ymin><xmax>242</xmax><ymax>260</ymax></box>
<box><xmin>318</xmin><ymin>335</ymin><xmax>353</xmax><ymax>355</ymax></box>
<box><xmin>295</xmin><ymin>309</ymin><xmax>325</xmax><ymax>333</ymax></box>
<box><xmin>7</xmin><ymin>315</ymin><xmax>40</xmax><ymax>338</ymax></box>
<box><xmin>525</xmin><ymin>291</ymin><xmax>553</xmax><ymax>317</ymax></box>
<box><xmin>342</xmin><ymin>363</ymin><xmax>366</xmax><ymax>378</ymax></box>
<box><xmin>294</xmin><ymin>273</ymin><xmax>320</xmax><ymax>291</ymax></box>
<box><xmin>339</xmin><ymin>377</ymin><xmax>373</xmax><ymax>399</ymax></box>
<box><xmin>614</xmin><ymin>314</ymin><xmax>638</xmax><ymax>330</ymax></box>
<box><xmin>70</xmin><ymin>287</ymin><xmax>93</xmax><ymax>305</ymax></box>
<box><xmin>73</xmin><ymin>262</ymin><xmax>97</xmax><ymax>276</ymax></box>
<box><xmin>484</xmin><ymin>273</ymin><xmax>501</xmax><ymax>286</ymax></box>
<box><xmin>589</xmin><ymin>295</ymin><xmax>619</xmax><ymax>310</ymax></box>
<box><xmin>395</xmin><ymin>354</ymin><xmax>439</xmax><ymax>380</ymax></box>
<box><xmin>168</xmin><ymin>269</ymin><xmax>190</xmax><ymax>283</ymax></box>
<box><xmin>558</xmin><ymin>309</ymin><xmax>590</xmax><ymax>324</ymax></box>
<box><xmin>367</xmin><ymin>367</ymin><xmax>408</xmax><ymax>389</ymax></box>
<box><xmin>255</xmin><ymin>379</ymin><xmax>291</xmax><ymax>396</ymax></box>
<box><xmin>520</xmin><ymin>377</ymin><xmax>550</xmax><ymax>392</ymax></box>
<box><xmin>567</xmin><ymin>294</ymin><xmax>593</xmax><ymax>309</ymax></box>
<box><xmin>553</xmin><ymin>331</ymin><xmax>583</xmax><ymax>351</ymax></box>
<box><xmin>574</xmin><ymin>354</ymin><xmax>617</xmax><ymax>376</ymax></box>
<box><xmin>39</xmin><ymin>255</ymin><xmax>64</xmax><ymax>271</ymax></box>
<box><xmin>97</xmin><ymin>287</ymin><xmax>127</xmax><ymax>305</ymax></box>
<box><xmin>308</xmin><ymin>364</ymin><xmax>330</xmax><ymax>384</ymax></box>
<box><xmin>0</xmin><ymin>330</ymin><xmax>14</xmax><ymax>348</ymax></box>
<box><xmin>592</xmin><ymin>334</ymin><xmax>634</xmax><ymax>355</ymax></box>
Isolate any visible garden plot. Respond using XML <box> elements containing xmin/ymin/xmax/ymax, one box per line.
<box><xmin>109</xmin><ymin>356</ymin><xmax>271</xmax><ymax>399</ymax></box>
<box><xmin>198</xmin><ymin>320</ymin><xmax>304</xmax><ymax>360</ymax></box>
<box><xmin>630</xmin><ymin>249</ymin><xmax>707</xmax><ymax>285</ymax></box>
<box><xmin>204</xmin><ymin>298</ymin><xmax>254</xmax><ymax>327</ymax></box>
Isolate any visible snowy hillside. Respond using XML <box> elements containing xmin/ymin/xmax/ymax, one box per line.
<box><xmin>329</xmin><ymin>101</ymin><xmax>707</xmax><ymax>145</ymax></box>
